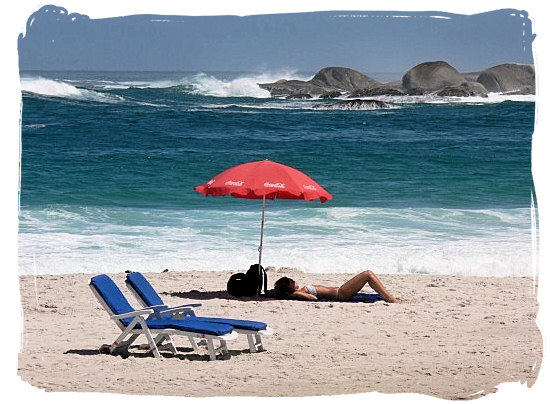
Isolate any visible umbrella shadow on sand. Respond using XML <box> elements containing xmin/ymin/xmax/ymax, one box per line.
<box><xmin>162</xmin><ymin>290</ymin><xmax>276</xmax><ymax>302</ymax></box>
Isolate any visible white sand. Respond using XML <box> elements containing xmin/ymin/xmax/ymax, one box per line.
<box><xmin>17</xmin><ymin>269</ymin><xmax>542</xmax><ymax>400</ymax></box>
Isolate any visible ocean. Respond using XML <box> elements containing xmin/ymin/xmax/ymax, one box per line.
<box><xmin>18</xmin><ymin>71</ymin><xmax>537</xmax><ymax>277</ymax></box>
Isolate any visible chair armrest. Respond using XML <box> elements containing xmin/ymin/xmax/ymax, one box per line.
<box><xmin>144</xmin><ymin>304</ymin><xmax>169</xmax><ymax>311</ymax></box>
<box><xmin>144</xmin><ymin>304</ymin><xmax>174</xmax><ymax>319</ymax></box>
<box><xmin>169</xmin><ymin>303</ymin><xmax>202</xmax><ymax>309</ymax></box>
<box><xmin>111</xmin><ymin>308</ymin><xmax>154</xmax><ymax>320</ymax></box>
<box><xmin>157</xmin><ymin>306</ymin><xmax>196</xmax><ymax>317</ymax></box>
<box><xmin>154</xmin><ymin>303</ymin><xmax>202</xmax><ymax>317</ymax></box>
<box><xmin>183</xmin><ymin>303</ymin><xmax>202</xmax><ymax>308</ymax></box>
<box><xmin>145</xmin><ymin>303</ymin><xmax>201</xmax><ymax>312</ymax></box>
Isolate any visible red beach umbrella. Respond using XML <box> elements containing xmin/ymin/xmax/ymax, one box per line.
<box><xmin>194</xmin><ymin>159</ymin><xmax>332</xmax><ymax>287</ymax></box>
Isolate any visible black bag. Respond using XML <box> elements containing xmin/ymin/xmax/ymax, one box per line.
<box><xmin>245</xmin><ymin>264</ymin><xmax>267</xmax><ymax>296</ymax></box>
<box><xmin>226</xmin><ymin>264</ymin><xmax>267</xmax><ymax>297</ymax></box>
<box><xmin>226</xmin><ymin>273</ymin><xmax>254</xmax><ymax>297</ymax></box>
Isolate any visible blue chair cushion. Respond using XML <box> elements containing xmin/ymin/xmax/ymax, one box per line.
<box><xmin>91</xmin><ymin>274</ymin><xmax>135</xmax><ymax>315</ymax></box>
<box><xmin>145</xmin><ymin>318</ymin><xmax>234</xmax><ymax>336</ymax></box>
<box><xmin>193</xmin><ymin>317</ymin><xmax>267</xmax><ymax>331</ymax></box>
<box><xmin>126</xmin><ymin>272</ymin><xmax>164</xmax><ymax>306</ymax></box>
<box><xmin>91</xmin><ymin>274</ymin><xmax>234</xmax><ymax>336</ymax></box>
<box><xmin>126</xmin><ymin>272</ymin><xmax>268</xmax><ymax>331</ymax></box>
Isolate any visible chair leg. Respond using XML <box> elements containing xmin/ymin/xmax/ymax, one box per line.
<box><xmin>188</xmin><ymin>337</ymin><xmax>200</xmax><ymax>353</ymax></box>
<box><xmin>206</xmin><ymin>339</ymin><xmax>217</xmax><ymax>361</ymax></box>
<box><xmin>110</xmin><ymin>317</ymin><xmax>141</xmax><ymax>353</ymax></box>
<box><xmin>220</xmin><ymin>340</ymin><xmax>229</xmax><ymax>357</ymax></box>
<box><xmin>137</xmin><ymin>318</ymin><xmax>160</xmax><ymax>358</ymax></box>
<box><xmin>247</xmin><ymin>334</ymin><xmax>264</xmax><ymax>353</ymax></box>
<box><xmin>247</xmin><ymin>335</ymin><xmax>257</xmax><ymax>353</ymax></box>
<box><xmin>155</xmin><ymin>334</ymin><xmax>177</xmax><ymax>354</ymax></box>
<box><xmin>164</xmin><ymin>336</ymin><xmax>177</xmax><ymax>355</ymax></box>
<box><xmin>255</xmin><ymin>334</ymin><xmax>264</xmax><ymax>351</ymax></box>
<box><xmin>107</xmin><ymin>333</ymin><xmax>138</xmax><ymax>354</ymax></box>
<box><xmin>205</xmin><ymin>339</ymin><xmax>229</xmax><ymax>361</ymax></box>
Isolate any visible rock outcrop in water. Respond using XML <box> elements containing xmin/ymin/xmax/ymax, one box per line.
<box><xmin>436</xmin><ymin>82</ymin><xmax>489</xmax><ymax>97</ymax></box>
<box><xmin>312</xmin><ymin>99</ymin><xmax>391</xmax><ymax>110</ymax></box>
<box><xmin>258</xmin><ymin>61</ymin><xmax>535</xmax><ymax>98</ymax></box>
<box><xmin>348</xmin><ymin>87</ymin><xmax>405</xmax><ymax>97</ymax></box>
<box><xmin>259</xmin><ymin>67</ymin><xmax>380</xmax><ymax>97</ymax></box>
<box><xmin>309</xmin><ymin>67</ymin><xmax>380</xmax><ymax>92</ymax></box>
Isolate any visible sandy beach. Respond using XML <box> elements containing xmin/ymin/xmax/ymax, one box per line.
<box><xmin>16</xmin><ymin>268</ymin><xmax>542</xmax><ymax>400</ymax></box>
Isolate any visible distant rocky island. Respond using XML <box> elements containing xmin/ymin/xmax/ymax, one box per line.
<box><xmin>258</xmin><ymin>61</ymin><xmax>535</xmax><ymax>99</ymax></box>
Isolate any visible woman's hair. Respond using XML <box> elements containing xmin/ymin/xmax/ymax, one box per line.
<box><xmin>274</xmin><ymin>277</ymin><xmax>295</xmax><ymax>299</ymax></box>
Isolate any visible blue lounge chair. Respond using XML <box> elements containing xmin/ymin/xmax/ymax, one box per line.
<box><xmin>125</xmin><ymin>272</ymin><xmax>273</xmax><ymax>353</ymax></box>
<box><xmin>90</xmin><ymin>274</ymin><xmax>238</xmax><ymax>360</ymax></box>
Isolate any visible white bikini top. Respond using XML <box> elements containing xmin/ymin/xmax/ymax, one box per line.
<box><xmin>304</xmin><ymin>284</ymin><xmax>317</xmax><ymax>296</ymax></box>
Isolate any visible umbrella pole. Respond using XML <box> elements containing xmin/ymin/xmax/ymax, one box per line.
<box><xmin>258</xmin><ymin>195</ymin><xmax>266</xmax><ymax>294</ymax></box>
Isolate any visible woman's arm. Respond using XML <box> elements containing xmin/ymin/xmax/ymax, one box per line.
<box><xmin>289</xmin><ymin>291</ymin><xmax>318</xmax><ymax>301</ymax></box>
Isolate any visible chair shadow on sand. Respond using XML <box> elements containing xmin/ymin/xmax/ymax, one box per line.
<box><xmin>65</xmin><ymin>346</ymin><xmax>246</xmax><ymax>361</ymax></box>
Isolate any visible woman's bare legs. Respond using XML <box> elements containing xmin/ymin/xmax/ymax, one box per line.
<box><xmin>338</xmin><ymin>270</ymin><xmax>398</xmax><ymax>303</ymax></box>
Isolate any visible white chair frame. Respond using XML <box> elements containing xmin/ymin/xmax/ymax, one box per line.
<box><xmin>90</xmin><ymin>282</ymin><xmax>238</xmax><ymax>360</ymax></box>
<box><xmin>125</xmin><ymin>279</ymin><xmax>273</xmax><ymax>353</ymax></box>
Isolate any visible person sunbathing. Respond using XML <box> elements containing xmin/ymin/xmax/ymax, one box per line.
<box><xmin>273</xmin><ymin>270</ymin><xmax>399</xmax><ymax>303</ymax></box>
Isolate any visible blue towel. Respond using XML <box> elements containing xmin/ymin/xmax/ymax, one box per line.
<box><xmin>349</xmin><ymin>293</ymin><xmax>385</xmax><ymax>303</ymax></box>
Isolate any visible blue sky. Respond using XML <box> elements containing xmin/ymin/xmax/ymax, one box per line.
<box><xmin>18</xmin><ymin>6</ymin><xmax>534</xmax><ymax>74</ymax></box>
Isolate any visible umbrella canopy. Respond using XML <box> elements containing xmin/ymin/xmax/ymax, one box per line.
<box><xmin>194</xmin><ymin>159</ymin><xmax>332</xmax><ymax>293</ymax></box>
<box><xmin>194</xmin><ymin>159</ymin><xmax>333</xmax><ymax>202</ymax></box>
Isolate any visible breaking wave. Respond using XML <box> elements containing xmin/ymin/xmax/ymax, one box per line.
<box><xmin>20</xmin><ymin>73</ymin><xmax>535</xmax><ymax>106</ymax></box>
<box><xmin>172</xmin><ymin>73</ymin><xmax>274</xmax><ymax>98</ymax></box>
<box><xmin>20</xmin><ymin>77</ymin><xmax>125</xmax><ymax>103</ymax></box>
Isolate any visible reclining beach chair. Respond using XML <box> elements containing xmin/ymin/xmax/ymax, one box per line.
<box><xmin>90</xmin><ymin>274</ymin><xmax>238</xmax><ymax>360</ymax></box>
<box><xmin>125</xmin><ymin>271</ymin><xmax>273</xmax><ymax>353</ymax></box>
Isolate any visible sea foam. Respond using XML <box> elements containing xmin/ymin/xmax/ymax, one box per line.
<box><xmin>18</xmin><ymin>205</ymin><xmax>535</xmax><ymax>277</ymax></box>
<box><xmin>20</xmin><ymin>77</ymin><xmax>124</xmax><ymax>103</ymax></box>
<box><xmin>173</xmin><ymin>71</ymin><xmax>312</xmax><ymax>98</ymax></box>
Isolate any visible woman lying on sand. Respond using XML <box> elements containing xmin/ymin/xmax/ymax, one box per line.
<box><xmin>274</xmin><ymin>270</ymin><xmax>399</xmax><ymax>303</ymax></box>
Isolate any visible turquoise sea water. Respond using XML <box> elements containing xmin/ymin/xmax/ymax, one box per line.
<box><xmin>18</xmin><ymin>71</ymin><xmax>537</xmax><ymax>276</ymax></box>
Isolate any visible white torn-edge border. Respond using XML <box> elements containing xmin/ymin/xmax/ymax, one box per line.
<box><xmin>4</xmin><ymin>2</ymin><xmax>549</xmax><ymax>404</ymax></box>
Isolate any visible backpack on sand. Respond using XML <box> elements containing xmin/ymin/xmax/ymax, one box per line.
<box><xmin>226</xmin><ymin>264</ymin><xmax>267</xmax><ymax>297</ymax></box>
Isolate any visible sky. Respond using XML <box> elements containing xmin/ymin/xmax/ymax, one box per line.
<box><xmin>3</xmin><ymin>1</ymin><xmax>550</xmax><ymax>404</ymax></box>
<box><xmin>17</xmin><ymin>6</ymin><xmax>534</xmax><ymax>74</ymax></box>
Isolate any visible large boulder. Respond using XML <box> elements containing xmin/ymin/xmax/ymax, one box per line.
<box><xmin>476</xmin><ymin>64</ymin><xmax>535</xmax><ymax>93</ymax></box>
<box><xmin>402</xmin><ymin>61</ymin><xmax>465</xmax><ymax>93</ymax></box>
<box><xmin>259</xmin><ymin>67</ymin><xmax>379</xmax><ymax>97</ymax></box>
<box><xmin>258</xmin><ymin>62</ymin><xmax>536</xmax><ymax>98</ymax></box>
<box><xmin>309</xmin><ymin>67</ymin><xmax>380</xmax><ymax>91</ymax></box>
